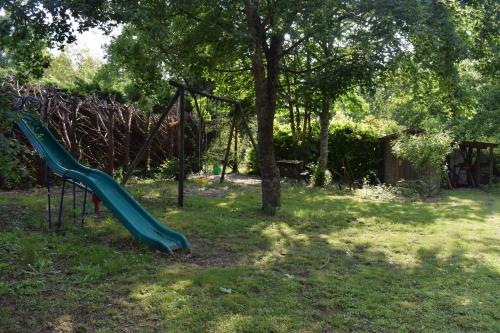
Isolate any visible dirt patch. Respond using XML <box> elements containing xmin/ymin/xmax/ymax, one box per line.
<box><xmin>180</xmin><ymin>251</ymin><xmax>240</xmax><ymax>267</ymax></box>
<box><xmin>173</xmin><ymin>237</ymin><xmax>241</xmax><ymax>267</ymax></box>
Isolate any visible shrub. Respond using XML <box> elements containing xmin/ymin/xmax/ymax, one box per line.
<box><xmin>312</xmin><ymin>165</ymin><xmax>332</xmax><ymax>187</ymax></box>
<box><xmin>392</xmin><ymin>131</ymin><xmax>454</xmax><ymax>197</ymax></box>
<box><xmin>327</xmin><ymin>125</ymin><xmax>381</xmax><ymax>183</ymax></box>
<box><xmin>313</xmin><ymin>166</ymin><xmax>326</xmax><ymax>187</ymax></box>
<box><xmin>0</xmin><ymin>93</ymin><xmax>35</xmax><ymax>189</ymax></box>
<box><xmin>156</xmin><ymin>158</ymin><xmax>194</xmax><ymax>180</ymax></box>
<box><xmin>246</xmin><ymin>148</ymin><xmax>260</xmax><ymax>175</ymax></box>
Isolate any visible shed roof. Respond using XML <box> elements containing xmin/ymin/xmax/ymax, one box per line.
<box><xmin>459</xmin><ymin>141</ymin><xmax>498</xmax><ymax>149</ymax></box>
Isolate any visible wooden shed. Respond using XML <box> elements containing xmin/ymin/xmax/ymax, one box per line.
<box><xmin>379</xmin><ymin>133</ymin><xmax>497</xmax><ymax>189</ymax></box>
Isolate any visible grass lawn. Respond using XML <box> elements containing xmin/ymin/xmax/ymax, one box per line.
<box><xmin>0</xmin><ymin>178</ymin><xmax>499</xmax><ymax>332</ymax></box>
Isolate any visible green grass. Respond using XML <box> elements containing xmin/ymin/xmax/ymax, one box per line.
<box><xmin>0</xmin><ymin>180</ymin><xmax>499</xmax><ymax>332</ymax></box>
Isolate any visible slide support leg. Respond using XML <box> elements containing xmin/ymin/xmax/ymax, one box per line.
<box><xmin>46</xmin><ymin>165</ymin><xmax>52</xmax><ymax>229</ymax></box>
<box><xmin>81</xmin><ymin>186</ymin><xmax>88</xmax><ymax>225</ymax></box>
<box><xmin>58</xmin><ymin>177</ymin><xmax>66</xmax><ymax>229</ymax></box>
<box><xmin>72</xmin><ymin>180</ymin><xmax>76</xmax><ymax>224</ymax></box>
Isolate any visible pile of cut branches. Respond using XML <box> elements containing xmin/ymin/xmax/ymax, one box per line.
<box><xmin>2</xmin><ymin>78</ymin><xmax>184</xmax><ymax>181</ymax></box>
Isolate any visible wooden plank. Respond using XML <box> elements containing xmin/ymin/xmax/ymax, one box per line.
<box><xmin>476</xmin><ymin>148</ymin><xmax>481</xmax><ymax>187</ymax></box>
<box><xmin>489</xmin><ymin>147</ymin><xmax>494</xmax><ymax>191</ymax></box>
<box><xmin>220</xmin><ymin>110</ymin><xmax>236</xmax><ymax>183</ymax></box>
<box><xmin>107</xmin><ymin>109</ymin><xmax>115</xmax><ymax>176</ymax></box>
<box><xmin>178</xmin><ymin>87</ymin><xmax>185</xmax><ymax>208</ymax></box>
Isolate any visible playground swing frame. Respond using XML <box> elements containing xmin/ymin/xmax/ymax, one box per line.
<box><xmin>121</xmin><ymin>80</ymin><xmax>258</xmax><ymax>208</ymax></box>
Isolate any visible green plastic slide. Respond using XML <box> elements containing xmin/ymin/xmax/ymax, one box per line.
<box><xmin>16</xmin><ymin>112</ymin><xmax>190</xmax><ymax>254</ymax></box>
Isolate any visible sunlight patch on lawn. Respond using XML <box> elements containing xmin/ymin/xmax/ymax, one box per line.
<box><xmin>130</xmin><ymin>281</ymin><xmax>189</xmax><ymax>316</ymax></box>
<box><xmin>319</xmin><ymin>231</ymin><xmax>425</xmax><ymax>268</ymax></box>
<box><xmin>140</xmin><ymin>189</ymin><xmax>161</xmax><ymax>200</ymax></box>
<box><xmin>210</xmin><ymin>314</ymin><xmax>253</xmax><ymax>333</ymax></box>
<box><xmin>261</xmin><ymin>222</ymin><xmax>309</xmax><ymax>242</ymax></box>
<box><xmin>169</xmin><ymin>279</ymin><xmax>193</xmax><ymax>291</ymax></box>
<box><xmin>130</xmin><ymin>284</ymin><xmax>161</xmax><ymax>300</ymax></box>
<box><xmin>252</xmin><ymin>222</ymin><xmax>310</xmax><ymax>267</ymax></box>
<box><xmin>52</xmin><ymin>314</ymin><xmax>74</xmax><ymax>333</ymax></box>
<box><xmin>209</xmin><ymin>314</ymin><xmax>291</xmax><ymax>333</ymax></box>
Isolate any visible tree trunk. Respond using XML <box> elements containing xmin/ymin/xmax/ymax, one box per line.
<box><xmin>232</xmin><ymin>126</ymin><xmax>238</xmax><ymax>173</ymax></box>
<box><xmin>318</xmin><ymin>95</ymin><xmax>331</xmax><ymax>169</ymax></box>
<box><xmin>244</xmin><ymin>1</ymin><xmax>281</xmax><ymax>214</ymax></box>
<box><xmin>255</xmin><ymin>93</ymin><xmax>281</xmax><ymax>214</ymax></box>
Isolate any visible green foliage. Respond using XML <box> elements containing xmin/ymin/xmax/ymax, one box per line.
<box><xmin>393</xmin><ymin>131</ymin><xmax>454</xmax><ymax>174</ymax></box>
<box><xmin>312</xmin><ymin>166</ymin><xmax>331</xmax><ymax>187</ymax></box>
<box><xmin>39</xmin><ymin>49</ymin><xmax>103</xmax><ymax>95</ymax></box>
<box><xmin>246</xmin><ymin>148</ymin><xmax>260</xmax><ymax>176</ymax></box>
<box><xmin>273</xmin><ymin>127</ymin><xmax>319</xmax><ymax>164</ymax></box>
<box><xmin>1</xmin><ymin>0</ymin><xmax>498</xmax><ymax>198</ymax></box>
<box><xmin>40</xmin><ymin>52</ymin><xmax>75</xmax><ymax>89</ymax></box>
<box><xmin>358</xmin><ymin>183</ymin><xmax>418</xmax><ymax>201</ymax></box>
<box><xmin>0</xmin><ymin>1</ymin><xmax>76</xmax><ymax>79</ymax></box>
<box><xmin>0</xmin><ymin>137</ymin><xmax>34</xmax><ymax>190</ymax></box>
<box><xmin>243</xmin><ymin>121</ymin><xmax>381</xmax><ymax>182</ymax></box>
<box><xmin>156</xmin><ymin>158</ymin><xmax>181</xmax><ymax>180</ymax></box>
<box><xmin>266</xmin><ymin>122</ymin><xmax>381</xmax><ymax>183</ymax></box>
<box><xmin>327</xmin><ymin>124</ymin><xmax>382</xmax><ymax>183</ymax></box>
<box><xmin>0</xmin><ymin>93</ymin><xmax>34</xmax><ymax>189</ymax></box>
<box><xmin>156</xmin><ymin>158</ymin><xmax>195</xmax><ymax>180</ymax></box>
<box><xmin>392</xmin><ymin>131</ymin><xmax>455</xmax><ymax>197</ymax></box>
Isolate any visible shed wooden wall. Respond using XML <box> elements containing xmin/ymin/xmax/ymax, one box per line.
<box><xmin>379</xmin><ymin>137</ymin><xmax>497</xmax><ymax>186</ymax></box>
<box><xmin>381</xmin><ymin>139</ymin><xmax>419</xmax><ymax>184</ymax></box>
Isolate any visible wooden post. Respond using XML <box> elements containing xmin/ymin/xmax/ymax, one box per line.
<box><xmin>107</xmin><ymin>109</ymin><xmax>115</xmax><ymax>176</ymax></box>
<box><xmin>178</xmin><ymin>86</ymin><xmax>185</xmax><ymax>208</ymax></box>
<box><xmin>144</xmin><ymin>112</ymin><xmax>151</xmax><ymax>175</ymax></box>
<box><xmin>475</xmin><ymin>148</ymin><xmax>481</xmax><ymax>187</ymax></box>
<box><xmin>121</xmin><ymin>89</ymin><xmax>180</xmax><ymax>185</ymax></box>
<box><xmin>489</xmin><ymin>147</ymin><xmax>494</xmax><ymax>191</ymax></box>
<box><xmin>70</xmin><ymin>98</ymin><xmax>79</xmax><ymax>157</ymax></box>
<box><xmin>220</xmin><ymin>110</ymin><xmax>236</xmax><ymax>183</ymax></box>
<box><xmin>124</xmin><ymin>106</ymin><xmax>132</xmax><ymax>168</ymax></box>
<box><xmin>233</xmin><ymin>125</ymin><xmax>238</xmax><ymax>173</ymax></box>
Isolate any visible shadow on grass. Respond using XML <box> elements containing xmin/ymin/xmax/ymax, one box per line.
<box><xmin>0</xmin><ymin>182</ymin><xmax>498</xmax><ymax>332</ymax></box>
<box><xmin>109</xmin><ymin>238</ymin><xmax>499</xmax><ymax>332</ymax></box>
